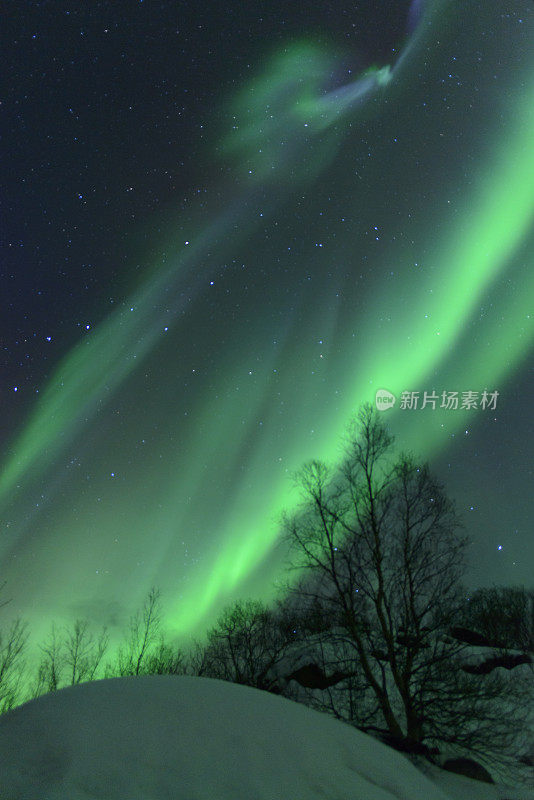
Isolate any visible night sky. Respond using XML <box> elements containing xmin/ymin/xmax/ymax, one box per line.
<box><xmin>2</xmin><ymin>0</ymin><xmax>533</xmax><ymax>649</ymax></box>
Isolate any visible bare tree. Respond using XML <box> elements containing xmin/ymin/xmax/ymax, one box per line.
<box><xmin>32</xmin><ymin>624</ymin><xmax>62</xmax><ymax>696</ymax></box>
<box><xmin>0</xmin><ymin>618</ymin><xmax>28</xmax><ymax>712</ymax></box>
<box><xmin>140</xmin><ymin>640</ymin><xmax>187</xmax><ymax>676</ymax></box>
<box><xmin>193</xmin><ymin>598</ymin><xmax>298</xmax><ymax>692</ymax></box>
<box><xmin>115</xmin><ymin>587</ymin><xmax>163</xmax><ymax>676</ymax></box>
<box><xmin>282</xmin><ymin>403</ymin><xmax>528</xmax><ymax>769</ymax></box>
<box><xmin>0</xmin><ymin>582</ymin><xmax>28</xmax><ymax>712</ymax></box>
<box><xmin>458</xmin><ymin>586</ymin><xmax>534</xmax><ymax>654</ymax></box>
<box><xmin>64</xmin><ymin>620</ymin><xmax>109</xmax><ymax>684</ymax></box>
<box><xmin>31</xmin><ymin>619</ymin><xmax>109</xmax><ymax>697</ymax></box>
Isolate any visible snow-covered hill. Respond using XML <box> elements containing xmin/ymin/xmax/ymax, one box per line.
<box><xmin>0</xmin><ymin>675</ymin><xmax>531</xmax><ymax>799</ymax></box>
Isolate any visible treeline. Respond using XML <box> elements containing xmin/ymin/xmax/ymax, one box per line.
<box><xmin>1</xmin><ymin>405</ymin><xmax>533</xmax><ymax>781</ymax></box>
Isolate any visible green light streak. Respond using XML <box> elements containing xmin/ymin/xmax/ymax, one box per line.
<box><xmin>2</xmin><ymin>2</ymin><xmax>534</xmax><ymax>641</ymax></box>
<box><xmin>341</xmin><ymin>77</ymin><xmax>534</xmax><ymax>424</ymax></box>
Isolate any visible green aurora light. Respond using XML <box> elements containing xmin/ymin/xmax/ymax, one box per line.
<box><xmin>1</xmin><ymin>1</ymin><xmax>533</xmax><ymax>644</ymax></box>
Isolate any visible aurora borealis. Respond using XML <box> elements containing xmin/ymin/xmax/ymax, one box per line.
<box><xmin>2</xmin><ymin>1</ymin><xmax>533</xmax><ymax>648</ymax></box>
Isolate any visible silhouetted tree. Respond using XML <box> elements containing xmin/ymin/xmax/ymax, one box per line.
<box><xmin>459</xmin><ymin>586</ymin><xmax>534</xmax><ymax>654</ymax></box>
<box><xmin>31</xmin><ymin>619</ymin><xmax>109</xmax><ymax>697</ymax></box>
<box><xmin>192</xmin><ymin>598</ymin><xmax>298</xmax><ymax>692</ymax></box>
<box><xmin>282</xmin><ymin>403</ymin><xmax>531</xmax><ymax>772</ymax></box>
<box><xmin>141</xmin><ymin>641</ymin><xmax>187</xmax><ymax>675</ymax></box>
<box><xmin>0</xmin><ymin>585</ymin><xmax>27</xmax><ymax>712</ymax></box>
<box><xmin>114</xmin><ymin>587</ymin><xmax>163</xmax><ymax>676</ymax></box>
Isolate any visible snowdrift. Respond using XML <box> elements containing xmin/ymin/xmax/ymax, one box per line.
<box><xmin>0</xmin><ymin>675</ymin><xmax>530</xmax><ymax>799</ymax></box>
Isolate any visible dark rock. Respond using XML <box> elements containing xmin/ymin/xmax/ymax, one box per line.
<box><xmin>286</xmin><ymin>663</ymin><xmax>350</xmax><ymax>689</ymax></box>
<box><xmin>379</xmin><ymin>733</ymin><xmax>436</xmax><ymax>758</ymax></box>
<box><xmin>462</xmin><ymin>652</ymin><xmax>532</xmax><ymax>675</ymax></box>
<box><xmin>449</xmin><ymin>626</ymin><xmax>491</xmax><ymax>647</ymax></box>
<box><xmin>442</xmin><ymin>757</ymin><xmax>494</xmax><ymax>784</ymax></box>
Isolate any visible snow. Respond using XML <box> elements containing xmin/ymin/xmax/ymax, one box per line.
<box><xmin>425</xmin><ymin>765</ymin><xmax>533</xmax><ymax>800</ymax></box>
<box><xmin>0</xmin><ymin>675</ymin><xmax>531</xmax><ymax>800</ymax></box>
